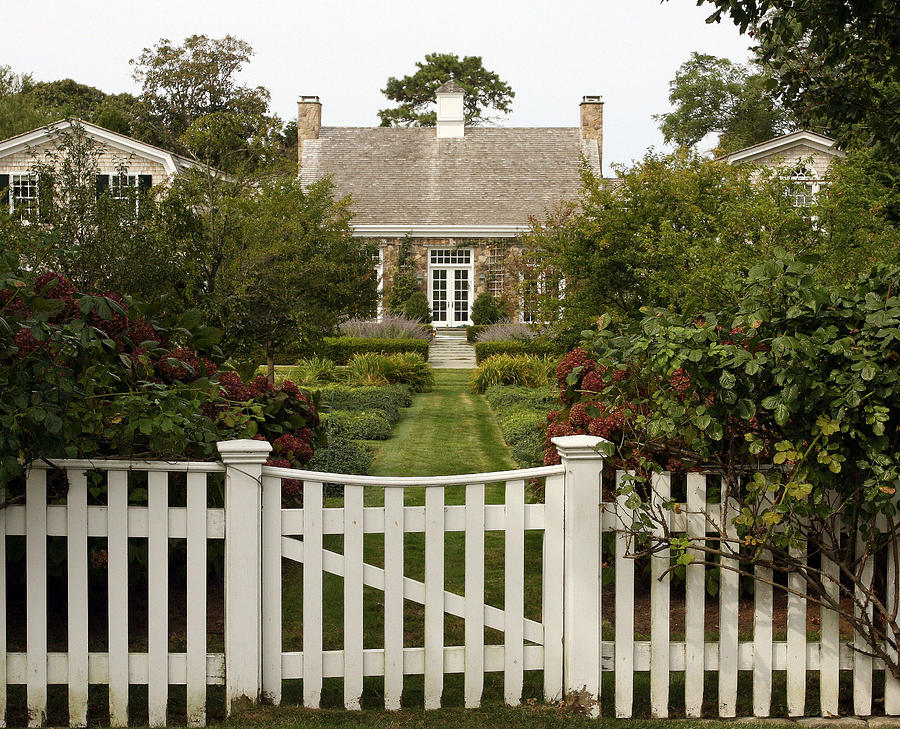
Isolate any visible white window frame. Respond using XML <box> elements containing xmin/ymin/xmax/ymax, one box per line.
<box><xmin>10</xmin><ymin>173</ymin><xmax>39</xmax><ymax>220</ymax></box>
<box><xmin>785</xmin><ymin>164</ymin><xmax>823</xmax><ymax>207</ymax></box>
<box><xmin>428</xmin><ymin>247</ymin><xmax>474</xmax><ymax>327</ymax></box>
<box><xmin>108</xmin><ymin>172</ymin><xmax>139</xmax><ymax>200</ymax></box>
<box><xmin>372</xmin><ymin>246</ymin><xmax>384</xmax><ymax>320</ymax></box>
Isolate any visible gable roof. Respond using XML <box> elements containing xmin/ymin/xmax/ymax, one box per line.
<box><xmin>300</xmin><ymin>126</ymin><xmax>598</xmax><ymax>230</ymax></box>
<box><xmin>0</xmin><ymin>119</ymin><xmax>200</xmax><ymax>176</ymax></box>
<box><xmin>722</xmin><ymin>130</ymin><xmax>844</xmax><ymax>166</ymax></box>
<box><xmin>435</xmin><ymin>80</ymin><xmax>465</xmax><ymax>94</ymax></box>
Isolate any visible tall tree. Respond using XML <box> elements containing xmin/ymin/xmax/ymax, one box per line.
<box><xmin>655</xmin><ymin>52</ymin><xmax>792</xmax><ymax>154</ymax></box>
<box><xmin>378</xmin><ymin>53</ymin><xmax>514</xmax><ymax>127</ymax></box>
<box><xmin>227</xmin><ymin>177</ymin><xmax>378</xmax><ymax>378</ymax></box>
<box><xmin>130</xmin><ymin>35</ymin><xmax>270</xmax><ymax>149</ymax></box>
<box><xmin>691</xmin><ymin>0</ymin><xmax>900</xmax><ymax>157</ymax></box>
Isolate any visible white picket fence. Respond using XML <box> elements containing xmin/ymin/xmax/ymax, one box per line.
<box><xmin>2</xmin><ymin>434</ymin><xmax>898</xmax><ymax>725</ymax></box>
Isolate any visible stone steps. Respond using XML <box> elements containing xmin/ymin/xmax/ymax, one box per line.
<box><xmin>429</xmin><ymin>333</ymin><xmax>476</xmax><ymax>369</ymax></box>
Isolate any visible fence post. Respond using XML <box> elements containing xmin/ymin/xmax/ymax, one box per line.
<box><xmin>552</xmin><ymin>434</ymin><xmax>608</xmax><ymax>719</ymax></box>
<box><xmin>218</xmin><ymin>439</ymin><xmax>272</xmax><ymax>715</ymax></box>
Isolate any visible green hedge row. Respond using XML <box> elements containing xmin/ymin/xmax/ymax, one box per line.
<box><xmin>322</xmin><ymin>410</ymin><xmax>393</xmax><ymax>440</ymax></box>
<box><xmin>485</xmin><ymin>385</ymin><xmax>557</xmax><ymax>413</ymax></box>
<box><xmin>484</xmin><ymin>385</ymin><xmax>556</xmax><ymax>468</ymax></box>
<box><xmin>313</xmin><ymin>384</ymin><xmax>412</xmax><ymax>425</ymax></box>
<box><xmin>320</xmin><ymin>337</ymin><xmax>430</xmax><ymax>364</ymax></box>
<box><xmin>308</xmin><ymin>438</ymin><xmax>373</xmax><ymax>476</ymax></box>
<box><xmin>474</xmin><ymin>339</ymin><xmax>561</xmax><ymax>363</ymax></box>
<box><xmin>466</xmin><ymin>325</ymin><xmax>489</xmax><ymax>343</ymax></box>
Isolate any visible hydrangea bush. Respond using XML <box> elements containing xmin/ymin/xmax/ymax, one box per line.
<box><xmin>0</xmin><ymin>253</ymin><xmax>323</xmax><ymax>496</ymax></box>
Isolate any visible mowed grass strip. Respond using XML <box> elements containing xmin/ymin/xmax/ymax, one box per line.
<box><xmin>369</xmin><ymin>368</ymin><xmax>516</xmax><ymax>480</ymax></box>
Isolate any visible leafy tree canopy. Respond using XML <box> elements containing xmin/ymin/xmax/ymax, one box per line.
<box><xmin>691</xmin><ymin>0</ymin><xmax>900</xmax><ymax>158</ymax></box>
<box><xmin>130</xmin><ymin>34</ymin><xmax>271</xmax><ymax>148</ymax></box>
<box><xmin>378</xmin><ymin>53</ymin><xmax>514</xmax><ymax>127</ymax></box>
<box><xmin>523</xmin><ymin>150</ymin><xmax>900</xmax><ymax>334</ymax></box>
<box><xmin>655</xmin><ymin>52</ymin><xmax>793</xmax><ymax>154</ymax></box>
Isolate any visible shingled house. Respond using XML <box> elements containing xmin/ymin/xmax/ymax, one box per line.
<box><xmin>298</xmin><ymin>81</ymin><xmax>603</xmax><ymax>326</ymax></box>
<box><xmin>0</xmin><ymin>120</ymin><xmax>201</xmax><ymax>219</ymax></box>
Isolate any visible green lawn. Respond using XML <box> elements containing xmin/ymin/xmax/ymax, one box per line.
<box><xmin>368</xmin><ymin>368</ymin><xmax>516</xmax><ymax>478</ymax></box>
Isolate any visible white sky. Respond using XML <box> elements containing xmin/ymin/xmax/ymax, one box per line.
<box><xmin>3</xmin><ymin>0</ymin><xmax>754</xmax><ymax>170</ymax></box>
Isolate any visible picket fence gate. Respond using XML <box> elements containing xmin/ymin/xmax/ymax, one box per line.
<box><xmin>2</xmin><ymin>434</ymin><xmax>899</xmax><ymax>726</ymax></box>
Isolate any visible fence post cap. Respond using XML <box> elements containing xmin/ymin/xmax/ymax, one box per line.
<box><xmin>217</xmin><ymin>439</ymin><xmax>273</xmax><ymax>464</ymax></box>
<box><xmin>551</xmin><ymin>434</ymin><xmax>609</xmax><ymax>460</ymax></box>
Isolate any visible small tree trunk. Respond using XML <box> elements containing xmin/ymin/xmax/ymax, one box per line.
<box><xmin>266</xmin><ymin>339</ymin><xmax>275</xmax><ymax>384</ymax></box>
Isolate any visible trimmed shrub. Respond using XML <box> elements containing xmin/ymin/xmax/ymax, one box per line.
<box><xmin>499</xmin><ymin>409</ymin><xmax>548</xmax><ymax>468</ymax></box>
<box><xmin>307</xmin><ymin>437</ymin><xmax>373</xmax><ymax>475</ymax></box>
<box><xmin>322</xmin><ymin>410</ymin><xmax>393</xmax><ymax>440</ymax></box>
<box><xmin>321</xmin><ymin>336</ymin><xmax>430</xmax><ymax>364</ymax></box>
<box><xmin>339</xmin><ymin>316</ymin><xmax>431</xmax><ymax>340</ymax></box>
<box><xmin>470</xmin><ymin>354</ymin><xmax>556</xmax><ymax>393</ymax></box>
<box><xmin>345</xmin><ymin>352</ymin><xmax>434</xmax><ymax>392</ymax></box>
<box><xmin>477</xmin><ymin>321</ymin><xmax>537</xmax><ymax>342</ymax></box>
<box><xmin>466</xmin><ymin>325</ymin><xmax>488</xmax><ymax>343</ymax></box>
<box><xmin>474</xmin><ymin>339</ymin><xmax>560</xmax><ymax>363</ymax></box>
<box><xmin>485</xmin><ymin>385</ymin><xmax>557</xmax><ymax>414</ymax></box>
<box><xmin>315</xmin><ymin>384</ymin><xmax>412</xmax><ymax>424</ymax></box>
<box><xmin>470</xmin><ymin>292</ymin><xmax>503</xmax><ymax>325</ymax></box>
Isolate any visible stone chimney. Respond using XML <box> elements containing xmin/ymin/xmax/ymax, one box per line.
<box><xmin>580</xmin><ymin>95</ymin><xmax>603</xmax><ymax>173</ymax></box>
<box><xmin>435</xmin><ymin>80</ymin><xmax>465</xmax><ymax>139</ymax></box>
<box><xmin>297</xmin><ymin>96</ymin><xmax>322</xmax><ymax>169</ymax></box>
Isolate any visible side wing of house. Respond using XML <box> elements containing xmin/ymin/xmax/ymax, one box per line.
<box><xmin>0</xmin><ymin>120</ymin><xmax>197</xmax><ymax>217</ymax></box>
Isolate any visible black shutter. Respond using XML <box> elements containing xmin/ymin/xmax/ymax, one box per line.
<box><xmin>96</xmin><ymin>174</ymin><xmax>109</xmax><ymax>199</ymax></box>
<box><xmin>0</xmin><ymin>174</ymin><xmax>8</xmax><ymax>207</ymax></box>
<box><xmin>38</xmin><ymin>173</ymin><xmax>53</xmax><ymax>223</ymax></box>
<box><xmin>138</xmin><ymin>175</ymin><xmax>152</xmax><ymax>192</ymax></box>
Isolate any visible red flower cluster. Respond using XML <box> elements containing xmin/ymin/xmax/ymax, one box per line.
<box><xmin>34</xmin><ymin>273</ymin><xmax>78</xmax><ymax>323</ymax></box>
<box><xmin>273</xmin><ymin>430</ymin><xmax>314</xmax><ymax>464</ymax></box>
<box><xmin>218</xmin><ymin>372</ymin><xmax>252</xmax><ymax>402</ymax></box>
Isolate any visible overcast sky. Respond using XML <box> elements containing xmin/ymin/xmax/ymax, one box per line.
<box><xmin>3</xmin><ymin>0</ymin><xmax>755</xmax><ymax>170</ymax></box>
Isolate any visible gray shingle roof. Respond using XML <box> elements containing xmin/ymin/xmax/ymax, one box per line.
<box><xmin>300</xmin><ymin>127</ymin><xmax>599</xmax><ymax>226</ymax></box>
<box><xmin>435</xmin><ymin>80</ymin><xmax>465</xmax><ymax>94</ymax></box>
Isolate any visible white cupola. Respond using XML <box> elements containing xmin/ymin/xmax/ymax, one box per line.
<box><xmin>435</xmin><ymin>79</ymin><xmax>465</xmax><ymax>138</ymax></box>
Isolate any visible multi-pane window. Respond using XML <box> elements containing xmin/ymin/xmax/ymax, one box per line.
<box><xmin>10</xmin><ymin>174</ymin><xmax>39</xmax><ymax>219</ymax></box>
<box><xmin>787</xmin><ymin>165</ymin><xmax>819</xmax><ymax>207</ymax></box>
<box><xmin>487</xmin><ymin>241</ymin><xmax>506</xmax><ymax>297</ymax></box>
<box><xmin>109</xmin><ymin>173</ymin><xmax>138</xmax><ymax>200</ymax></box>
<box><xmin>430</xmin><ymin>249</ymin><xmax>470</xmax><ymax>265</ymax></box>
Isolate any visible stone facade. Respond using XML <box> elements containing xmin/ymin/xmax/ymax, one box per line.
<box><xmin>376</xmin><ymin>237</ymin><xmax>524</xmax><ymax>322</ymax></box>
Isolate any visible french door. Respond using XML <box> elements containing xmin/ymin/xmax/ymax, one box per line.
<box><xmin>430</xmin><ymin>249</ymin><xmax>472</xmax><ymax>326</ymax></box>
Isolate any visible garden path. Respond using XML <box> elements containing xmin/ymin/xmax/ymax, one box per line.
<box><xmin>428</xmin><ymin>330</ymin><xmax>476</xmax><ymax>369</ymax></box>
<box><xmin>369</xmin><ymin>369</ymin><xmax>513</xmax><ymax>478</ymax></box>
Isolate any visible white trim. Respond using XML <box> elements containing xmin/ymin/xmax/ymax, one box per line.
<box><xmin>352</xmin><ymin>224</ymin><xmax>527</xmax><ymax>238</ymax></box>
<box><xmin>723</xmin><ymin>130</ymin><xmax>845</xmax><ymax>166</ymax></box>
<box><xmin>0</xmin><ymin>120</ymin><xmax>198</xmax><ymax>177</ymax></box>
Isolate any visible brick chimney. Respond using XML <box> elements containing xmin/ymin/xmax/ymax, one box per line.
<box><xmin>580</xmin><ymin>95</ymin><xmax>603</xmax><ymax>173</ymax></box>
<box><xmin>297</xmin><ymin>96</ymin><xmax>322</xmax><ymax>169</ymax></box>
<box><xmin>435</xmin><ymin>80</ymin><xmax>465</xmax><ymax>139</ymax></box>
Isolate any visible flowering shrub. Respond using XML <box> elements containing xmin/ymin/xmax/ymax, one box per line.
<box><xmin>0</xmin><ymin>254</ymin><xmax>323</xmax><ymax>489</ymax></box>
<box><xmin>338</xmin><ymin>315</ymin><xmax>431</xmax><ymax>340</ymax></box>
<box><xmin>475</xmin><ymin>321</ymin><xmax>537</xmax><ymax>342</ymax></box>
<box><xmin>545</xmin><ymin>257</ymin><xmax>900</xmax><ymax>674</ymax></box>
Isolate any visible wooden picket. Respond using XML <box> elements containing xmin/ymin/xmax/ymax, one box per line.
<box><xmin>4</xmin><ymin>442</ymin><xmax>900</xmax><ymax>726</ymax></box>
